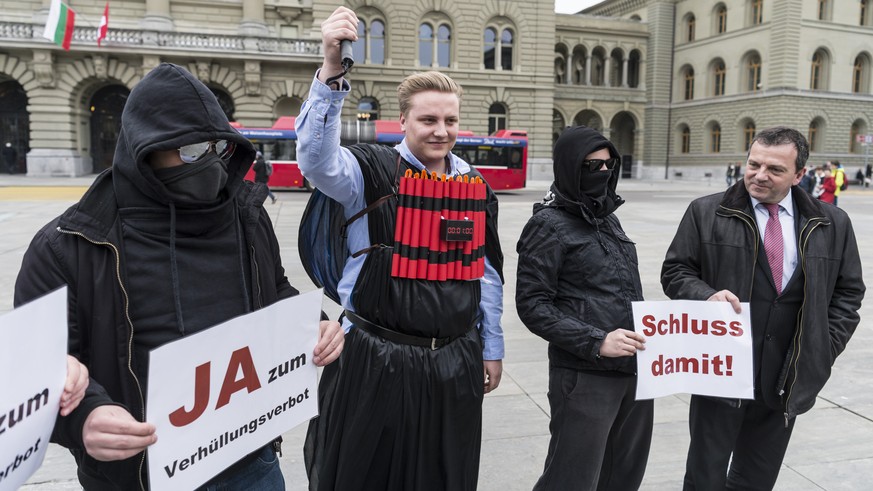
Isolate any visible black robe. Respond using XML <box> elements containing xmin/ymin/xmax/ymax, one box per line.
<box><xmin>302</xmin><ymin>144</ymin><xmax>503</xmax><ymax>490</ymax></box>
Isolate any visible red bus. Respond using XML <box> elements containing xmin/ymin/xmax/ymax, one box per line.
<box><xmin>238</xmin><ymin>117</ymin><xmax>528</xmax><ymax>190</ymax></box>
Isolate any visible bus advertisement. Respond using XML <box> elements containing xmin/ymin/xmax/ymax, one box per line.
<box><xmin>238</xmin><ymin>117</ymin><xmax>528</xmax><ymax>190</ymax></box>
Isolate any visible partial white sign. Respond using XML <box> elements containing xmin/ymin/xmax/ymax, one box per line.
<box><xmin>633</xmin><ymin>300</ymin><xmax>754</xmax><ymax>400</ymax></box>
<box><xmin>147</xmin><ymin>289</ymin><xmax>322</xmax><ymax>490</ymax></box>
<box><xmin>0</xmin><ymin>288</ymin><xmax>67</xmax><ymax>491</ymax></box>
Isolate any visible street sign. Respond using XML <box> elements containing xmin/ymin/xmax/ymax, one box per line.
<box><xmin>856</xmin><ymin>134</ymin><xmax>873</xmax><ymax>144</ymax></box>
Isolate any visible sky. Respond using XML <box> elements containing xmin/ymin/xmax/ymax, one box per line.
<box><xmin>555</xmin><ymin>0</ymin><xmax>603</xmax><ymax>14</ymax></box>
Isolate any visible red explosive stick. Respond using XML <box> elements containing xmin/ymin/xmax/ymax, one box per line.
<box><xmin>392</xmin><ymin>169</ymin><xmax>412</xmax><ymax>277</ymax></box>
<box><xmin>419</xmin><ymin>172</ymin><xmax>434</xmax><ymax>279</ymax></box>
<box><xmin>407</xmin><ymin>171</ymin><xmax>423</xmax><ymax>279</ymax></box>
<box><xmin>438</xmin><ymin>174</ymin><xmax>449</xmax><ymax>281</ymax></box>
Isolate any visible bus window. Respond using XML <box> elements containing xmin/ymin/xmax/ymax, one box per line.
<box><xmin>509</xmin><ymin>149</ymin><xmax>522</xmax><ymax>169</ymax></box>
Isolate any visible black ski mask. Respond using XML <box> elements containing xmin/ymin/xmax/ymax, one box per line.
<box><xmin>550</xmin><ymin>125</ymin><xmax>624</xmax><ymax>219</ymax></box>
<box><xmin>153</xmin><ymin>152</ymin><xmax>228</xmax><ymax>203</ymax></box>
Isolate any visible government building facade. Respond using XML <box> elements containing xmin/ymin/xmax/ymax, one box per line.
<box><xmin>0</xmin><ymin>0</ymin><xmax>870</xmax><ymax>180</ymax></box>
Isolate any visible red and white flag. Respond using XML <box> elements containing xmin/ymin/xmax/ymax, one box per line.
<box><xmin>42</xmin><ymin>0</ymin><xmax>76</xmax><ymax>50</ymax></box>
<box><xmin>97</xmin><ymin>2</ymin><xmax>109</xmax><ymax>47</ymax></box>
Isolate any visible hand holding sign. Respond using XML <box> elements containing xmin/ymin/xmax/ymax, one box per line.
<box><xmin>83</xmin><ymin>406</ymin><xmax>157</xmax><ymax>462</ymax></box>
<box><xmin>313</xmin><ymin>320</ymin><xmax>344</xmax><ymax>366</ymax></box>
<box><xmin>600</xmin><ymin>329</ymin><xmax>646</xmax><ymax>357</ymax></box>
<box><xmin>59</xmin><ymin>356</ymin><xmax>88</xmax><ymax>417</ymax></box>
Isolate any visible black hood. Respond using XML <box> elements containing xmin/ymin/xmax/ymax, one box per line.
<box><xmin>112</xmin><ymin>63</ymin><xmax>254</xmax><ymax>207</ymax></box>
<box><xmin>549</xmin><ymin>125</ymin><xmax>623</xmax><ymax>219</ymax></box>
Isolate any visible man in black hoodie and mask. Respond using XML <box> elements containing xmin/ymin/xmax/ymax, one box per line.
<box><xmin>14</xmin><ymin>63</ymin><xmax>344</xmax><ymax>490</ymax></box>
<box><xmin>516</xmin><ymin>126</ymin><xmax>653</xmax><ymax>490</ymax></box>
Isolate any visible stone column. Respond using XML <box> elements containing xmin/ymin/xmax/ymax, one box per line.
<box><xmin>565</xmin><ymin>55</ymin><xmax>571</xmax><ymax>84</ymax></box>
<box><xmin>585</xmin><ymin>56</ymin><xmax>592</xmax><ymax>85</ymax></box>
<box><xmin>643</xmin><ymin>0</ymin><xmax>676</xmax><ymax>178</ymax></box>
<box><xmin>142</xmin><ymin>0</ymin><xmax>174</xmax><ymax>31</ymax></box>
<box><xmin>239</xmin><ymin>0</ymin><xmax>268</xmax><ymax>37</ymax></box>
<box><xmin>604</xmin><ymin>56</ymin><xmax>611</xmax><ymax>86</ymax></box>
<box><xmin>622</xmin><ymin>58</ymin><xmax>629</xmax><ymax>87</ymax></box>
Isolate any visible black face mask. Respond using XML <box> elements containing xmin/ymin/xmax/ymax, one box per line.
<box><xmin>153</xmin><ymin>152</ymin><xmax>228</xmax><ymax>203</ymax></box>
<box><xmin>579</xmin><ymin>169</ymin><xmax>617</xmax><ymax>218</ymax></box>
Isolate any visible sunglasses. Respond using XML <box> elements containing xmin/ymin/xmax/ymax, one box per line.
<box><xmin>582</xmin><ymin>157</ymin><xmax>620</xmax><ymax>172</ymax></box>
<box><xmin>178</xmin><ymin>140</ymin><xmax>235</xmax><ymax>163</ymax></box>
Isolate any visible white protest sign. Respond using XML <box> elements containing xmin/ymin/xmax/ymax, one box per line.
<box><xmin>0</xmin><ymin>287</ymin><xmax>67</xmax><ymax>491</ymax></box>
<box><xmin>147</xmin><ymin>289</ymin><xmax>322</xmax><ymax>490</ymax></box>
<box><xmin>632</xmin><ymin>300</ymin><xmax>753</xmax><ymax>400</ymax></box>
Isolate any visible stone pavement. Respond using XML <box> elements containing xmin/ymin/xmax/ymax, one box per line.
<box><xmin>2</xmin><ymin>175</ymin><xmax>871</xmax><ymax>490</ymax></box>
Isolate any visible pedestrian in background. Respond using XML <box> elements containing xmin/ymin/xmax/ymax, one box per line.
<box><xmin>253</xmin><ymin>150</ymin><xmax>277</xmax><ymax>203</ymax></box>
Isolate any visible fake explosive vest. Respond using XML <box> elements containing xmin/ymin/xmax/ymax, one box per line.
<box><xmin>299</xmin><ymin>144</ymin><xmax>504</xmax><ymax>308</ymax></box>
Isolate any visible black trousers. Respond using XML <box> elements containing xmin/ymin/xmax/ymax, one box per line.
<box><xmin>533</xmin><ymin>367</ymin><xmax>653</xmax><ymax>491</ymax></box>
<box><xmin>683</xmin><ymin>395</ymin><xmax>796</xmax><ymax>490</ymax></box>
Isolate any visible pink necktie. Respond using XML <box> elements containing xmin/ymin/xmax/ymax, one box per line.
<box><xmin>763</xmin><ymin>203</ymin><xmax>783</xmax><ymax>295</ymax></box>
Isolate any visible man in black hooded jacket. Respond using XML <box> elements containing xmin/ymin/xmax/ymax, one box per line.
<box><xmin>516</xmin><ymin>126</ymin><xmax>652</xmax><ymax>490</ymax></box>
<box><xmin>14</xmin><ymin>63</ymin><xmax>343</xmax><ymax>490</ymax></box>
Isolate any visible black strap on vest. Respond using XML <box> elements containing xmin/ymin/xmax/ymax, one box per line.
<box><xmin>340</xmin><ymin>155</ymin><xmax>404</xmax><ymax>240</ymax></box>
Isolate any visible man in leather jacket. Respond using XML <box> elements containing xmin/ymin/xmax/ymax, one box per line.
<box><xmin>661</xmin><ymin>126</ymin><xmax>864</xmax><ymax>490</ymax></box>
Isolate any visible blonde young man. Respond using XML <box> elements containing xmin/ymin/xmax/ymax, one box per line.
<box><xmin>298</xmin><ymin>7</ymin><xmax>505</xmax><ymax>490</ymax></box>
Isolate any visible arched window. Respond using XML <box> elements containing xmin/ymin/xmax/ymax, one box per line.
<box><xmin>853</xmin><ymin>54</ymin><xmax>870</xmax><ymax>93</ymax></box>
<box><xmin>610</xmin><ymin>48</ymin><xmax>624</xmax><ymax>87</ymax></box>
<box><xmin>554</xmin><ymin>56</ymin><xmax>565</xmax><ymax>84</ymax></box>
<box><xmin>353</xmin><ymin>17</ymin><xmax>386</xmax><ymax>65</ymax></box>
<box><xmin>746</xmin><ymin>53</ymin><xmax>762</xmax><ymax>92</ymax></box>
<box><xmin>89</xmin><ymin>85</ymin><xmax>130</xmax><ymax>172</ymax></box>
<box><xmin>591</xmin><ymin>47</ymin><xmax>606</xmax><ymax>86</ymax></box>
<box><xmin>418</xmin><ymin>24</ymin><xmax>433</xmax><ymax>66</ymax></box>
<box><xmin>749</xmin><ymin>0</ymin><xmax>763</xmax><ymax>26</ymax></box>
<box><xmin>742</xmin><ymin>121</ymin><xmax>756</xmax><ymax>152</ymax></box>
<box><xmin>713</xmin><ymin>60</ymin><xmax>726</xmax><ymax>96</ymax></box>
<box><xmin>357</xmin><ymin>97</ymin><xmax>379</xmax><ymax>121</ymax></box>
<box><xmin>810</xmin><ymin>49</ymin><xmax>830</xmax><ymax>90</ymax></box>
<box><xmin>353</xmin><ymin>20</ymin><xmax>366</xmax><ymax>63</ymax></box>
<box><xmin>685</xmin><ymin>14</ymin><xmax>696</xmax><ymax>42</ymax></box>
<box><xmin>683</xmin><ymin>66</ymin><xmax>695</xmax><ymax>100</ymax></box>
<box><xmin>420</xmin><ymin>17</ymin><xmax>452</xmax><ymax>68</ymax></box>
<box><xmin>500</xmin><ymin>29</ymin><xmax>514</xmax><ymax>70</ymax></box>
<box><xmin>437</xmin><ymin>24</ymin><xmax>451</xmax><ymax>67</ymax></box>
<box><xmin>0</xmin><ymin>80</ymin><xmax>29</xmax><ymax>174</ymax></box>
<box><xmin>370</xmin><ymin>20</ymin><xmax>385</xmax><ymax>64</ymax></box>
<box><xmin>680</xmin><ymin>125</ymin><xmax>691</xmax><ymax>153</ymax></box>
<box><xmin>572</xmin><ymin>47</ymin><xmax>587</xmax><ymax>85</ymax></box>
<box><xmin>628</xmin><ymin>50</ymin><xmax>641</xmax><ymax>88</ymax></box>
<box><xmin>483</xmin><ymin>22</ymin><xmax>516</xmax><ymax>70</ymax></box>
<box><xmin>808</xmin><ymin>119</ymin><xmax>825</xmax><ymax>153</ymax></box>
<box><xmin>484</xmin><ymin>28</ymin><xmax>496</xmax><ymax>69</ymax></box>
<box><xmin>810</xmin><ymin>52</ymin><xmax>822</xmax><ymax>89</ymax></box>
<box><xmin>716</xmin><ymin>5</ymin><xmax>728</xmax><ymax>33</ymax></box>
<box><xmin>488</xmin><ymin>103</ymin><xmax>507</xmax><ymax>135</ymax></box>
<box><xmin>710</xmin><ymin>123</ymin><xmax>722</xmax><ymax>153</ymax></box>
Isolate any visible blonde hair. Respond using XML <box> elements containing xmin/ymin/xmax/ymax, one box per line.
<box><xmin>397</xmin><ymin>71</ymin><xmax>463</xmax><ymax>116</ymax></box>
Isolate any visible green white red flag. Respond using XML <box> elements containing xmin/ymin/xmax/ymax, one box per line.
<box><xmin>43</xmin><ymin>0</ymin><xmax>76</xmax><ymax>50</ymax></box>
